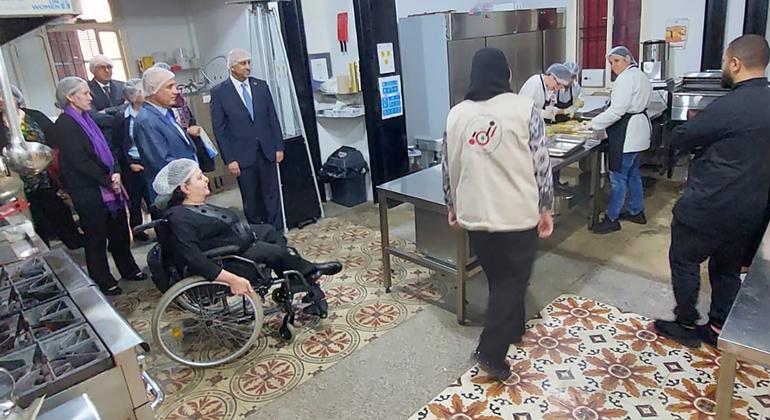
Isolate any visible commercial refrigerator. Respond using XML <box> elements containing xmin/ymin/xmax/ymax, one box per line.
<box><xmin>399</xmin><ymin>9</ymin><xmax>566</xmax><ymax>148</ymax></box>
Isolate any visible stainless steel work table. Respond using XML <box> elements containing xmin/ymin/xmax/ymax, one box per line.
<box><xmin>715</xmin><ymin>226</ymin><xmax>770</xmax><ymax>419</ymax></box>
<box><xmin>377</xmin><ymin>139</ymin><xmax>604</xmax><ymax>324</ymax></box>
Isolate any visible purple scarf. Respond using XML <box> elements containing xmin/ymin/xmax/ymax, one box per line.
<box><xmin>64</xmin><ymin>106</ymin><xmax>123</xmax><ymax>212</ymax></box>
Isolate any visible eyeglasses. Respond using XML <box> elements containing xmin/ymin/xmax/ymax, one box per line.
<box><xmin>95</xmin><ymin>65</ymin><xmax>113</xmax><ymax>70</ymax></box>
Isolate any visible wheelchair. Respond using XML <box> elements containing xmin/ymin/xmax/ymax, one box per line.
<box><xmin>133</xmin><ymin>219</ymin><xmax>330</xmax><ymax>368</ymax></box>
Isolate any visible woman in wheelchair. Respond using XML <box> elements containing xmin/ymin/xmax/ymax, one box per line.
<box><xmin>152</xmin><ymin>159</ymin><xmax>342</xmax><ymax>314</ymax></box>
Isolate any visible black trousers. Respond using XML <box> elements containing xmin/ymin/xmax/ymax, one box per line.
<box><xmin>237</xmin><ymin>158</ymin><xmax>283</xmax><ymax>231</ymax></box>
<box><xmin>669</xmin><ymin>219</ymin><xmax>745</xmax><ymax>329</ymax></box>
<box><xmin>26</xmin><ymin>188</ymin><xmax>83</xmax><ymax>249</ymax></box>
<box><xmin>469</xmin><ymin>228</ymin><xmax>538</xmax><ymax>365</ymax></box>
<box><xmin>123</xmin><ymin>169</ymin><xmax>151</xmax><ymax>230</ymax></box>
<box><xmin>70</xmin><ymin>189</ymin><xmax>141</xmax><ymax>290</ymax></box>
<box><xmin>242</xmin><ymin>224</ymin><xmax>314</xmax><ymax>275</ymax></box>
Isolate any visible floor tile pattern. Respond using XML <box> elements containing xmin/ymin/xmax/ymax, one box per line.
<box><xmin>411</xmin><ymin>295</ymin><xmax>770</xmax><ymax>420</ymax></box>
<box><xmin>111</xmin><ymin>218</ymin><xmax>447</xmax><ymax>419</ymax></box>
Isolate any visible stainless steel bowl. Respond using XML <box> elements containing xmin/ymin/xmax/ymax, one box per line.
<box><xmin>2</xmin><ymin>140</ymin><xmax>53</xmax><ymax>177</ymax></box>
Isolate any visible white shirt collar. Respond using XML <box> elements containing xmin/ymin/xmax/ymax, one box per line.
<box><xmin>124</xmin><ymin>105</ymin><xmax>140</xmax><ymax>118</ymax></box>
<box><xmin>148</xmin><ymin>101</ymin><xmax>170</xmax><ymax>116</ymax></box>
<box><xmin>231</xmin><ymin>76</ymin><xmax>250</xmax><ymax>90</ymax></box>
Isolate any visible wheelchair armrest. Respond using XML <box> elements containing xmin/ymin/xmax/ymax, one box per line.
<box><xmin>132</xmin><ymin>220</ymin><xmax>165</xmax><ymax>236</ymax></box>
<box><xmin>201</xmin><ymin>245</ymin><xmax>242</xmax><ymax>259</ymax></box>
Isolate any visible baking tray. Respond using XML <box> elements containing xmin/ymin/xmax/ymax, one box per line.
<box><xmin>548</xmin><ymin>135</ymin><xmax>586</xmax><ymax>158</ymax></box>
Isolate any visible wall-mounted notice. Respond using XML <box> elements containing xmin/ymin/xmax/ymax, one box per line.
<box><xmin>379</xmin><ymin>75</ymin><xmax>403</xmax><ymax>120</ymax></box>
<box><xmin>377</xmin><ymin>43</ymin><xmax>396</xmax><ymax>75</ymax></box>
<box><xmin>665</xmin><ymin>19</ymin><xmax>689</xmax><ymax>48</ymax></box>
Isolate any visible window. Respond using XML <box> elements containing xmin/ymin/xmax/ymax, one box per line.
<box><xmin>45</xmin><ymin>0</ymin><xmax>128</xmax><ymax>81</ymax></box>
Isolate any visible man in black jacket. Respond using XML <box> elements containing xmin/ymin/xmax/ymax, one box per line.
<box><xmin>655</xmin><ymin>35</ymin><xmax>770</xmax><ymax>347</ymax></box>
<box><xmin>87</xmin><ymin>55</ymin><xmax>125</xmax><ymax>143</ymax></box>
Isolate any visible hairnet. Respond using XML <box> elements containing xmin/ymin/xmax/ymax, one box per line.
<box><xmin>563</xmin><ymin>62</ymin><xmax>581</xmax><ymax>77</ymax></box>
<box><xmin>152</xmin><ymin>62</ymin><xmax>171</xmax><ymax>71</ymax></box>
<box><xmin>545</xmin><ymin>63</ymin><xmax>572</xmax><ymax>85</ymax></box>
<box><xmin>153</xmin><ymin>158</ymin><xmax>199</xmax><ymax>196</ymax></box>
<box><xmin>0</xmin><ymin>85</ymin><xmax>25</xmax><ymax>108</ymax></box>
<box><xmin>88</xmin><ymin>55</ymin><xmax>113</xmax><ymax>73</ymax></box>
<box><xmin>55</xmin><ymin>76</ymin><xmax>88</xmax><ymax>109</ymax></box>
<box><xmin>123</xmin><ymin>78</ymin><xmax>144</xmax><ymax>102</ymax></box>
<box><xmin>142</xmin><ymin>67</ymin><xmax>175</xmax><ymax>96</ymax></box>
<box><xmin>607</xmin><ymin>46</ymin><xmax>637</xmax><ymax>64</ymax></box>
<box><xmin>227</xmin><ymin>48</ymin><xmax>251</xmax><ymax>67</ymax></box>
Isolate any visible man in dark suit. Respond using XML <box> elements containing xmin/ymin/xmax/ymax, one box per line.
<box><xmin>134</xmin><ymin>67</ymin><xmax>198</xmax><ymax>202</ymax></box>
<box><xmin>87</xmin><ymin>55</ymin><xmax>125</xmax><ymax>142</ymax></box>
<box><xmin>211</xmin><ymin>48</ymin><xmax>285</xmax><ymax>230</ymax></box>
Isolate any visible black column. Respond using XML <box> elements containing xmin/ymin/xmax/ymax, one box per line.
<box><xmin>278</xmin><ymin>0</ymin><xmax>326</xmax><ymax>201</ymax></box>
<box><xmin>352</xmin><ymin>0</ymin><xmax>409</xmax><ymax>197</ymax></box>
<box><xmin>701</xmin><ymin>0</ymin><xmax>729</xmax><ymax>71</ymax></box>
<box><xmin>744</xmin><ymin>0</ymin><xmax>769</xmax><ymax>37</ymax></box>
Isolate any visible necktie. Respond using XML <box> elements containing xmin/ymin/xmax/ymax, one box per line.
<box><xmin>165</xmin><ymin>109</ymin><xmax>177</xmax><ymax>126</ymax></box>
<box><xmin>103</xmin><ymin>84</ymin><xmax>111</xmax><ymax>97</ymax></box>
<box><xmin>241</xmin><ymin>83</ymin><xmax>254</xmax><ymax>120</ymax></box>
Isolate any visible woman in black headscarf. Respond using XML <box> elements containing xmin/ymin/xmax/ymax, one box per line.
<box><xmin>442</xmin><ymin>48</ymin><xmax>554</xmax><ymax>381</ymax></box>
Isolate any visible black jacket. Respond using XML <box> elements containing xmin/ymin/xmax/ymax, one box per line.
<box><xmin>672</xmin><ymin>78</ymin><xmax>770</xmax><ymax>236</ymax></box>
<box><xmin>53</xmin><ymin>113</ymin><xmax>119</xmax><ymax>193</ymax></box>
<box><xmin>0</xmin><ymin>108</ymin><xmax>55</xmax><ymax>151</ymax></box>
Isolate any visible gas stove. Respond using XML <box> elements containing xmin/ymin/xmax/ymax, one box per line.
<box><xmin>0</xmin><ymin>256</ymin><xmax>111</xmax><ymax>407</ymax></box>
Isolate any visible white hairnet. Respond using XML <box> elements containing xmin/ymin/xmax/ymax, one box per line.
<box><xmin>55</xmin><ymin>76</ymin><xmax>88</xmax><ymax>109</ymax></box>
<box><xmin>563</xmin><ymin>62</ymin><xmax>581</xmax><ymax>77</ymax></box>
<box><xmin>88</xmin><ymin>55</ymin><xmax>113</xmax><ymax>73</ymax></box>
<box><xmin>227</xmin><ymin>48</ymin><xmax>251</xmax><ymax>67</ymax></box>
<box><xmin>153</xmin><ymin>159</ymin><xmax>199</xmax><ymax>196</ymax></box>
<box><xmin>153</xmin><ymin>62</ymin><xmax>171</xmax><ymax>71</ymax></box>
<box><xmin>142</xmin><ymin>67</ymin><xmax>175</xmax><ymax>96</ymax></box>
<box><xmin>123</xmin><ymin>78</ymin><xmax>144</xmax><ymax>102</ymax></box>
<box><xmin>0</xmin><ymin>85</ymin><xmax>25</xmax><ymax>108</ymax></box>
<box><xmin>607</xmin><ymin>46</ymin><xmax>637</xmax><ymax>64</ymax></box>
<box><xmin>545</xmin><ymin>63</ymin><xmax>572</xmax><ymax>85</ymax></box>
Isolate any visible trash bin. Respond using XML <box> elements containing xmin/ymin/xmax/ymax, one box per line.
<box><xmin>319</xmin><ymin>146</ymin><xmax>369</xmax><ymax>207</ymax></box>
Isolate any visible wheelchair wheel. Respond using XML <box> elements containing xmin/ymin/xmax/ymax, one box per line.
<box><xmin>151</xmin><ymin>277</ymin><xmax>263</xmax><ymax>367</ymax></box>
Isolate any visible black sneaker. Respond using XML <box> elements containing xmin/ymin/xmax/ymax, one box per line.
<box><xmin>471</xmin><ymin>350</ymin><xmax>511</xmax><ymax>382</ymax></box>
<box><xmin>654</xmin><ymin>319</ymin><xmax>701</xmax><ymax>348</ymax></box>
<box><xmin>591</xmin><ymin>216</ymin><xmax>621</xmax><ymax>234</ymax></box>
<box><xmin>101</xmin><ymin>285</ymin><xmax>123</xmax><ymax>296</ymax></box>
<box><xmin>619</xmin><ymin>211</ymin><xmax>647</xmax><ymax>225</ymax></box>
<box><xmin>698</xmin><ymin>324</ymin><xmax>719</xmax><ymax>347</ymax></box>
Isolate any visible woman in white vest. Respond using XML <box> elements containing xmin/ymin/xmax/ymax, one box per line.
<box><xmin>443</xmin><ymin>48</ymin><xmax>554</xmax><ymax>381</ymax></box>
<box><xmin>590</xmin><ymin>46</ymin><xmax>652</xmax><ymax>234</ymax></box>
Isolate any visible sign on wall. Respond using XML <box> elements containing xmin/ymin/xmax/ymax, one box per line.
<box><xmin>665</xmin><ymin>19</ymin><xmax>689</xmax><ymax>48</ymax></box>
<box><xmin>0</xmin><ymin>0</ymin><xmax>78</xmax><ymax>16</ymax></box>
<box><xmin>377</xmin><ymin>43</ymin><xmax>396</xmax><ymax>74</ymax></box>
<box><xmin>379</xmin><ymin>75</ymin><xmax>403</xmax><ymax>120</ymax></box>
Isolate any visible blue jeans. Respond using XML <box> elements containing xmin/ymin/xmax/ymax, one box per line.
<box><xmin>607</xmin><ymin>152</ymin><xmax>644</xmax><ymax>221</ymax></box>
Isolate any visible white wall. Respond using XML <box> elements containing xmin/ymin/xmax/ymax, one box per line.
<box><xmin>185</xmin><ymin>0</ymin><xmax>251</xmax><ymax>70</ymax></box>
<box><xmin>640</xmin><ymin>0</ymin><xmax>707</xmax><ymax>78</ymax></box>
<box><xmin>725</xmin><ymin>0</ymin><xmax>746</xmax><ymax>49</ymax></box>
<box><xmin>111</xmin><ymin>0</ymin><xmax>196</xmax><ymax>78</ymax></box>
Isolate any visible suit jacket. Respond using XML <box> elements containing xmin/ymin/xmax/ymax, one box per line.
<box><xmin>133</xmin><ymin>102</ymin><xmax>197</xmax><ymax>187</ymax></box>
<box><xmin>53</xmin><ymin>113</ymin><xmax>118</xmax><ymax>193</ymax></box>
<box><xmin>88</xmin><ymin>79</ymin><xmax>125</xmax><ymax>133</ymax></box>
<box><xmin>210</xmin><ymin>77</ymin><xmax>283</xmax><ymax>168</ymax></box>
<box><xmin>111</xmin><ymin>104</ymin><xmax>142</xmax><ymax>172</ymax></box>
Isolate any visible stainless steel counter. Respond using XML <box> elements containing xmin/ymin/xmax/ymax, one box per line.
<box><xmin>377</xmin><ymin>140</ymin><xmax>604</xmax><ymax>323</ymax></box>
<box><xmin>39</xmin><ymin>394</ymin><xmax>101</xmax><ymax>420</ymax></box>
<box><xmin>715</xmin><ymin>225</ymin><xmax>770</xmax><ymax>419</ymax></box>
<box><xmin>577</xmin><ymin>94</ymin><xmax>667</xmax><ymax>121</ymax></box>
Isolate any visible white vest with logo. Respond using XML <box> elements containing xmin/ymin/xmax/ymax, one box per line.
<box><xmin>445</xmin><ymin>92</ymin><xmax>539</xmax><ymax>232</ymax></box>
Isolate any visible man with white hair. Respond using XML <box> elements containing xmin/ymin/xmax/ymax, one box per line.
<box><xmin>210</xmin><ymin>48</ymin><xmax>285</xmax><ymax>230</ymax></box>
<box><xmin>87</xmin><ymin>55</ymin><xmax>125</xmax><ymax>141</ymax></box>
<box><xmin>134</xmin><ymin>67</ymin><xmax>198</xmax><ymax>202</ymax></box>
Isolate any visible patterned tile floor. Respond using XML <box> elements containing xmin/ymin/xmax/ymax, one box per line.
<box><xmin>411</xmin><ymin>295</ymin><xmax>770</xmax><ymax>420</ymax></box>
<box><xmin>111</xmin><ymin>218</ymin><xmax>449</xmax><ymax>419</ymax></box>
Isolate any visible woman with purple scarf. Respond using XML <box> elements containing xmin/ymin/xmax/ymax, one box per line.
<box><xmin>53</xmin><ymin>77</ymin><xmax>145</xmax><ymax>296</ymax></box>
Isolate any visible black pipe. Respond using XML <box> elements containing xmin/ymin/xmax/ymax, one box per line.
<box><xmin>744</xmin><ymin>0</ymin><xmax>769</xmax><ymax>37</ymax></box>
<box><xmin>701</xmin><ymin>0</ymin><xmax>728</xmax><ymax>71</ymax></box>
<box><xmin>278</xmin><ymin>0</ymin><xmax>326</xmax><ymax>201</ymax></box>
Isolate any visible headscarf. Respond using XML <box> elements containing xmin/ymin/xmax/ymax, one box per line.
<box><xmin>607</xmin><ymin>46</ymin><xmax>637</xmax><ymax>65</ymax></box>
<box><xmin>63</xmin><ymin>105</ymin><xmax>122</xmax><ymax>212</ymax></box>
<box><xmin>464</xmin><ymin>48</ymin><xmax>512</xmax><ymax>101</ymax></box>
